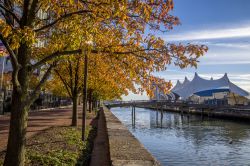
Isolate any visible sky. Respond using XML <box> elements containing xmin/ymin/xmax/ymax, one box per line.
<box><xmin>122</xmin><ymin>0</ymin><xmax>250</xmax><ymax>100</ymax></box>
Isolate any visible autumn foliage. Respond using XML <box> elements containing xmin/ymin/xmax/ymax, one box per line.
<box><xmin>0</xmin><ymin>0</ymin><xmax>207</xmax><ymax>165</ymax></box>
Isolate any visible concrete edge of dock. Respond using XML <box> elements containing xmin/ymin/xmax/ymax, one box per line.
<box><xmin>103</xmin><ymin>106</ymin><xmax>161</xmax><ymax>166</ymax></box>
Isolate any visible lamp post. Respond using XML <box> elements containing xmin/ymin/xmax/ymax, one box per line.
<box><xmin>82</xmin><ymin>40</ymin><xmax>93</xmax><ymax>141</ymax></box>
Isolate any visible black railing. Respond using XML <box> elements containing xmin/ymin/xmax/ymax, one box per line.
<box><xmin>0</xmin><ymin>89</ymin><xmax>71</xmax><ymax>114</ymax></box>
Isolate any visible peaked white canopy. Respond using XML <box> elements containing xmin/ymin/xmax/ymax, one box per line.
<box><xmin>172</xmin><ymin>73</ymin><xmax>249</xmax><ymax>99</ymax></box>
<box><xmin>171</xmin><ymin>80</ymin><xmax>182</xmax><ymax>91</ymax></box>
<box><xmin>171</xmin><ymin>77</ymin><xmax>190</xmax><ymax>92</ymax></box>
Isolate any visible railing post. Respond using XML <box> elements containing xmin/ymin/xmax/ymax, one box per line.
<box><xmin>160</xmin><ymin>105</ymin><xmax>163</xmax><ymax>128</ymax></box>
<box><xmin>156</xmin><ymin>103</ymin><xmax>158</xmax><ymax>127</ymax></box>
<box><xmin>201</xmin><ymin>108</ymin><xmax>204</xmax><ymax>120</ymax></box>
<box><xmin>134</xmin><ymin>106</ymin><xmax>136</xmax><ymax>126</ymax></box>
<box><xmin>131</xmin><ymin>104</ymin><xmax>136</xmax><ymax>128</ymax></box>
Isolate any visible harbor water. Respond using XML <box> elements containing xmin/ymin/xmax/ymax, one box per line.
<box><xmin>111</xmin><ymin>107</ymin><xmax>250</xmax><ymax>166</ymax></box>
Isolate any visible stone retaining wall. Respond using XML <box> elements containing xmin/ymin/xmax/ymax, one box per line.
<box><xmin>103</xmin><ymin>107</ymin><xmax>161</xmax><ymax>166</ymax></box>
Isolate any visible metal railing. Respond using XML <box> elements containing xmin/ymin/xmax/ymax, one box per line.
<box><xmin>0</xmin><ymin>89</ymin><xmax>71</xmax><ymax>114</ymax></box>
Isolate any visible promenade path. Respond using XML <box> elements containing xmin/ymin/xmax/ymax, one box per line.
<box><xmin>0</xmin><ymin>106</ymin><xmax>83</xmax><ymax>152</ymax></box>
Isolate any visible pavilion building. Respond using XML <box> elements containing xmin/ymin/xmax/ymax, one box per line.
<box><xmin>153</xmin><ymin>73</ymin><xmax>250</xmax><ymax>106</ymax></box>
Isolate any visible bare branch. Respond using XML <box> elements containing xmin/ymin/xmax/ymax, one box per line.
<box><xmin>55</xmin><ymin>69</ymin><xmax>73</xmax><ymax>98</ymax></box>
<box><xmin>91</xmin><ymin>48</ymin><xmax>155</xmax><ymax>61</ymax></box>
<box><xmin>20</xmin><ymin>0</ymin><xmax>30</xmax><ymax>26</ymax></box>
<box><xmin>27</xmin><ymin>0</ymin><xmax>40</xmax><ymax>25</ymax></box>
<box><xmin>67</xmin><ymin>60</ymin><xmax>74</xmax><ymax>93</ymax></box>
<box><xmin>0</xmin><ymin>34</ymin><xmax>20</xmax><ymax>69</ymax></box>
<box><xmin>31</xmin><ymin>49</ymin><xmax>82</xmax><ymax>69</ymax></box>
<box><xmin>92</xmin><ymin>48</ymin><xmax>161</xmax><ymax>55</ymax></box>
<box><xmin>0</xmin><ymin>34</ymin><xmax>21</xmax><ymax>89</ymax></box>
<box><xmin>34</xmin><ymin>10</ymin><xmax>93</xmax><ymax>32</ymax></box>
<box><xmin>0</xmin><ymin>4</ymin><xmax>20</xmax><ymax>24</ymax></box>
<box><xmin>28</xmin><ymin>62</ymin><xmax>56</xmax><ymax>104</ymax></box>
<box><xmin>74</xmin><ymin>57</ymin><xmax>80</xmax><ymax>93</ymax></box>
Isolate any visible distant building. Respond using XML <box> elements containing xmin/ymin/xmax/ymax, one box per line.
<box><xmin>154</xmin><ymin>73</ymin><xmax>250</xmax><ymax>106</ymax></box>
<box><xmin>0</xmin><ymin>56</ymin><xmax>12</xmax><ymax>73</ymax></box>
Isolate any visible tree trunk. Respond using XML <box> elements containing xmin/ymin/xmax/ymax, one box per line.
<box><xmin>88</xmin><ymin>90</ymin><xmax>92</xmax><ymax>113</ymax></box>
<box><xmin>92</xmin><ymin>100</ymin><xmax>95</xmax><ymax>110</ymax></box>
<box><xmin>71</xmin><ymin>95</ymin><xmax>78</xmax><ymax>126</ymax></box>
<box><xmin>93</xmin><ymin>100</ymin><xmax>96</xmax><ymax>110</ymax></box>
<box><xmin>97</xmin><ymin>100</ymin><xmax>100</xmax><ymax>108</ymax></box>
<box><xmin>4</xmin><ymin>89</ymin><xmax>29</xmax><ymax>166</ymax></box>
<box><xmin>88</xmin><ymin>99</ymin><xmax>91</xmax><ymax>113</ymax></box>
<box><xmin>78</xmin><ymin>96</ymin><xmax>81</xmax><ymax>105</ymax></box>
<box><xmin>4</xmin><ymin>43</ymin><xmax>31</xmax><ymax>166</ymax></box>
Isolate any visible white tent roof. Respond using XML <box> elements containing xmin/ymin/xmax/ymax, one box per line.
<box><xmin>172</xmin><ymin>73</ymin><xmax>249</xmax><ymax>99</ymax></box>
<box><xmin>171</xmin><ymin>80</ymin><xmax>182</xmax><ymax>91</ymax></box>
<box><xmin>171</xmin><ymin>77</ymin><xmax>190</xmax><ymax>92</ymax></box>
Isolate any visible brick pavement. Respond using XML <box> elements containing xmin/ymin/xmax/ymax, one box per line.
<box><xmin>0</xmin><ymin>106</ymin><xmax>84</xmax><ymax>152</ymax></box>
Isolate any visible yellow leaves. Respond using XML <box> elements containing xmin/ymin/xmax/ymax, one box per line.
<box><xmin>9</xmin><ymin>34</ymin><xmax>20</xmax><ymax>50</ymax></box>
<box><xmin>1</xmin><ymin>26</ymin><xmax>12</xmax><ymax>38</ymax></box>
<box><xmin>0</xmin><ymin>19</ymin><xmax>12</xmax><ymax>38</ymax></box>
<box><xmin>68</xmin><ymin>0</ymin><xmax>75</xmax><ymax>5</ymax></box>
<box><xmin>21</xmin><ymin>27</ymin><xmax>36</xmax><ymax>46</ymax></box>
<box><xmin>1</xmin><ymin>17</ymin><xmax>36</xmax><ymax>49</ymax></box>
<box><xmin>10</xmin><ymin>27</ymin><xmax>36</xmax><ymax>50</ymax></box>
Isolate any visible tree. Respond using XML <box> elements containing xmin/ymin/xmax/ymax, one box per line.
<box><xmin>49</xmin><ymin>56</ymin><xmax>83</xmax><ymax>127</ymax></box>
<box><xmin>0</xmin><ymin>1</ymin><xmax>207</xmax><ymax>165</ymax></box>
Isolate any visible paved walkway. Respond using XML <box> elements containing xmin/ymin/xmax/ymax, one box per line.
<box><xmin>0</xmin><ymin>106</ymin><xmax>84</xmax><ymax>152</ymax></box>
<box><xmin>104</xmin><ymin>106</ymin><xmax>161</xmax><ymax>166</ymax></box>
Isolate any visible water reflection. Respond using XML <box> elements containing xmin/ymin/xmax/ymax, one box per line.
<box><xmin>111</xmin><ymin>107</ymin><xmax>250</xmax><ymax>166</ymax></box>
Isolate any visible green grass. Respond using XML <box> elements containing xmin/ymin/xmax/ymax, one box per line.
<box><xmin>25</xmin><ymin>125</ymin><xmax>97</xmax><ymax>166</ymax></box>
<box><xmin>0</xmin><ymin>112</ymin><xmax>99</xmax><ymax>166</ymax></box>
<box><xmin>27</xmin><ymin>150</ymin><xmax>78</xmax><ymax>166</ymax></box>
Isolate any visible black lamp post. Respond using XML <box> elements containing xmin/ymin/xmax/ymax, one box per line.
<box><xmin>82</xmin><ymin>40</ymin><xmax>92</xmax><ymax>141</ymax></box>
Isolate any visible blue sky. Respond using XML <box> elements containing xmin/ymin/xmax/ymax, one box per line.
<box><xmin>123</xmin><ymin>0</ymin><xmax>250</xmax><ymax>100</ymax></box>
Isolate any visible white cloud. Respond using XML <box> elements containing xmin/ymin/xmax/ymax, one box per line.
<box><xmin>192</xmin><ymin>41</ymin><xmax>250</xmax><ymax>49</ymax></box>
<box><xmin>209</xmin><ymin>42</ymin><xmax>250</xmax><ymax>49</ymax></box>
<box><xmin>161</xmin><ymin>24</ymin><xmax>250</xmax><ymax>65</ymax></box>
<box><xmin>198</xmin><ymin>51</ymin><xmax>250</xmax><ymax>65</ymax></box>
<box><xmin>200</xmin><ymin>60</ymin><xmax>250</xmax><ymax>65</ymax></box>
<box><xmin>165</xmin><ymin>25</ymin><xmax>250</xmax><ymax>41</ymax></box>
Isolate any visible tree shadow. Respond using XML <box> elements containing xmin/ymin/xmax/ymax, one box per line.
<box><xmin>76</xmin><ymin>112</ymin><xmax>99</xmax><ymax>166</ymax></box>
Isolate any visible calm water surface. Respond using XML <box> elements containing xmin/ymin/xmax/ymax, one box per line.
<box><xmin>111</xmin><ymin>107</ymin><xmax>250</xmax><ymax>166</ymax></box>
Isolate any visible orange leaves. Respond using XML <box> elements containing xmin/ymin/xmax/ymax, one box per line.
<box><xmin>168</xmin><ymin>43</ymin><xmax>208</xmax><ymax>69</ymax></box>
<box><xmin>0</xmin><ymin>0</ymin><xmax>208</xmax><ymax>101</ymax></box>
<box><xmin>140</xmin><ymin>75</ymin><xmax>172</xmax><ymax>98</ymax></box>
